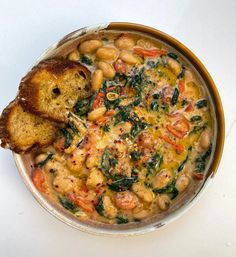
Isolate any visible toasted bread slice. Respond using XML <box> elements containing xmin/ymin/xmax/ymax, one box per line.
<box><xmin>19</xmin><ymin>58</ymin><xmax>91</xmax><ymax>123</ymax></box>
<box><xmin>0</xmin><ymin>101</ymin><xmax>58</xmax><ymax>153</ymax></box>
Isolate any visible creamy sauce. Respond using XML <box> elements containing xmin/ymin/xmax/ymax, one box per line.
<box><xmin>32</xmin><ymin>31</ymin><xmax>214</xmax><ymax>225</ymax></box>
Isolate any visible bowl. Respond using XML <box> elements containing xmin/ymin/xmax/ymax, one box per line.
<box><xmin>13</xmin><ymin>22</ymin><xmax>225</xmax><ymax>236</ymax></box>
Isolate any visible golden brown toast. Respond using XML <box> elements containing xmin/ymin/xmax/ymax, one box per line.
<box><xmin>0</xmin><ymin>101</ymin><xmax>58</xmax><ymax>153</ymax></box>
<box><xmin>19</xmin><ymin>58</ymin><xmax>91</xmax><ymax>123</ymax></box>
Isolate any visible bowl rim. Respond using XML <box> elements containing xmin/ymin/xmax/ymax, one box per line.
<box><xmin>13</xmin><ymin>22</ymin><xmax>225</xmax><ymax>236</ymax></box>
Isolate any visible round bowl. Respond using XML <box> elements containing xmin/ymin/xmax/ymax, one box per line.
<box><xmin>13</xmin><ymin>22</ymin><xmax>225</xmax><ymax>236</ymax></box>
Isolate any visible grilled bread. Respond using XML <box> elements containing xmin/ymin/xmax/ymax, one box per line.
<box><xmin>0</xmin><ymin>101</ymin><xmax>58</xmax><ymax>153</ymax></box>
<box><xmin>19</xmin><ymin>58</ymin><xmax>91</xmax><ymax>123</ymax></box>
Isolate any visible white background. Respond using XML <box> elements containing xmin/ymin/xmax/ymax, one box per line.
<box><xmin>0</xmin><ymin>0</ymin><xmax>236</xmax><ymax>256</ymax></box>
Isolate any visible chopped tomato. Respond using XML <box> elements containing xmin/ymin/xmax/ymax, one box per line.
<box><xmin>92</xmin><ymin>92</ymin><xmax>105</xmax><ymax>110</ymax></box>
<box><xmin>68</xmin><ymin>192</ymin><xmax>94</xmax><ymax>213</ymax></box>
<box><xmin>32</xmin><ymin>168</ymin><xmax>46</xmax><ymax>193</ymax></box>
<box><xmin>185</xmin><ymin>103</ymin><xmax>194</xmax><ymax>112</ymax></box>
<box><xmin>161</xmin><ymin>135</ymin><xmax>184</xmax><ymax>153</ymax></box>
<box><xmin>106</xmin><ymin>86</ymin><xmax>117</xmax><ymax>92</ymax></box>
<box><xmin>167</xmin><ymin>118</ymin><xmax>190</xmax><ymax>139</ymax></box>
<box><xmin>178</xmin><ymin>80</ymin><xmax>185</xmax><ymax>93</ymax></box>
<box><xmin>114</xmin><ymin>59</ymin><xmax>127</xmax><ymax>73</ymax></box>
<box><xmin>96</xmin><ymin>109</ymin><xmax>115</xmax><ymax>125</ymax></box>
<box><xmin>192</xmin><ymin>172</ymin><xmax>204</xmax><ymax>180</ymax></box>
<box><xmin>133</xmin><ymin>47</ymin><xmax>167</xmax><ymax>57</ymax></box>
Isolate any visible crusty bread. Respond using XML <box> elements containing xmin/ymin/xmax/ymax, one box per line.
<box><xmin>19</xmin><ymin>58</ymin><xmax>91</xmax><ymax>123</ymax></box>
<box><xmin>0</xmin><ymin>101</ymin><xmax>58</xmax><ymax>153</ymax></box>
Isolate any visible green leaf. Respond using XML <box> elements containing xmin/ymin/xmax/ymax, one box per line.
<box><xmin>177</xmin><ymin>146</ymin><xmax>192</xmax><ymax>172</ymax></box>
<box><xmin>59</xmin><ymin>197</ymin><xmax>76</xmax><ymax>212</ymax></box>
<box><xmin>95</xmin><ymin>197</ymin><xmax>104</xmax><ymax>216</ymax></box>
<box><xmin>130</xmin><ymin>151</ymin><xmax>141</xmax><ymax>161</ymax></box>
<box><xmin>80</xmin><ymin>55</ymin><xmax>92</xmax><ymax>65</ymax></box>
<box><xmin>167</xmin><ymin>52</ymin><xmax>178</xmax><ymax>59</ymax></box>
<box><xmin>100</xmin><ymin>148</ymin><xmax>118</xmax><ymax>177</ymax></box>
<box><xmin>101</xmin><ymin>124</ymin><xmax>110</xmax><ymax>132</ymax></box>
<box><xmin>196</xmin><ymin>99</ymin><xmax>207</xmax><ymax>109</ymax></box>
<box><xmin>36</xmin><ymin>153</ymin><xmax>53</xmax><ymax>167</ymax></box>
<box><xmin>190</xmin><ymin>115</ymin><xmax>202</xmax><ymax>122</ymax></box>
<box><xmin>68</xmin><ymin>121</ymin><xmax>79</xmax><ymax>134</ymax></box>
<box><xmin>146</xmin><ymin>153</ymin><xmax>163</xmax><ymax>176</ymax></box>
<box><xmin>116</xmin><ymin>216</ymin><xmax>129</xmax><ymax>224</ymax></box>
<box><xmin>74</xmin><ymin>98</ymin><xmax>90</xmax><ymax>116</ymax></box>
<box><xmin>171</xmin><ymin>87</ymin><xmax>179</xmax><ymax>105</ymax></box>
<box><xmin>108</xmin><ymin>177</ymin><xmax>137</xmax><ymax>192</ymax></box>
<box><xmin>195</xmin><ymin>144</ymin><xmax>212</xmax><ymax>172</ymax></box>
<box><xmin>153</xmin><ymin>180</ymin><xmax>178</xmax><ymax>200</ymax></box>
<box><xmin>189</xmin><ymin>123</ymin><xmax>207</xmax><ymax>135</ymax></box>
<box><xmin>60</xmin><ymin>128</ymin><xmax>73</xmax><ymax>148</ymax></box>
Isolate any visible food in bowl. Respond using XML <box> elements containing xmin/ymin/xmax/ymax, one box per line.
<box><xmin>0</xmin><ymin>28</ymin><xmax>215</xmax><ymax>226</ymax></box>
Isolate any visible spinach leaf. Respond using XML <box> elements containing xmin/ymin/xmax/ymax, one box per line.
<box><xmin>196</xmin><ymin>99</ymin><xmax>207</xmax><ymax>109</ymax></box>
<box><xmin>59</xmin><ymin>197</ymin><xmax>76</xmax><ymax>212</ymax></box>
<box><xmin>68</xmin><ymin>121</ymin><xmax>79</xmax><ymax>134</ymax></box>
<box><xmin>153</xmin><ymin>92</ymin><xmax>160</xmax><ymax>100</ymax></box>
<box><xmin>181</xmin><ymin>98</ymin><xmax>188</xmax><ymax>106</ymax></box>
<box><xmin>80</xmin><ymin>55</ymin><xmax>92</xmax><ymax>65</ymax></box>
<box><xmin>114</xmin><ymin>107</ymin><xmax>131</xmax><ymax>125</ymax></box>
<box><xmin>130</xmin><ymin>151</ymin><xmax>141</xmax><ymax>161</ymax></box>
<box><xmin>195</xmin><ymin>144</ymin><xmax>212</xmax><ymax>172</ymax></box>
<box><xmin>130</xmin><ymin>120</ymin><xmax>148</xmax><ymax>138</ymax></box>
<box><xmin>108</xmin><ymin>177</ymin><xmax>137</xmax><ymax>192</ymax></box>
<box><xmin>167</xmin><ymin>52</ymin><xmax>178</xmax><ymax>59</ymax></box>
<box><xmin>36</xmin><ymin>153</ymin><xmax>53</xmax><ymax>167</ymax></box>
<box><xmin>150</xmin><ymin>100</ymin><xmax>159</xmax><ymax>111</ymax></box>
<box><xmin>189</xmin><ymin>123</ymin><xmax>207</xmax><ymax>135</ymax></box>
<box><xmin>60</xmin><ymin>128</ymin><xmax>73</xmax><ymax>148</ymax></box>
<box><xmin>146</xmin><ymin>153</ymin><xmax>163</xmax><ymax>176</ymax></box>
<box><xmin>100</xmin><ymin>149</ymin><xmax>118</xmax><ymax>177</ymax></box>
<box><xmin>116</xmin><ymin>216</ymin><xmax>129</xmax><ymax>224</ymax></box>
<box><xmin>101</xmin><ymin>124</ymin><xmax>110</xmax><ymax>132</ymax></box>
<box><xmin>190</xmin><ymin>115</ymin><xmax>202</xmax><ymax>122</ymax></box>
<box><xmin>74</xmin><ymin>98</ymin><xmax>90</xmax><ymax>116</ymax></box>
<box><xmin>153</xmin><ymin>180</ymin><xmax>178</xmax><ymax>200</ymax></box>
<box><xmin>177</xmin><ymin>65</ymin><xmax>186</xmax><ymax>79</ymax></box>
<box><xmin>95</xmin><ymin>197</ymin><xmax>104</xmax><ymax>216</ymax></box>
<box><xmin>177</xmin><ymin>146</ymin><xmax>192</xmax><ymax>172</ymax></box>
<box><xmin>171</xmin><ymin>88</ymin><xmax>179</xmax><ymax>105</ymax></box>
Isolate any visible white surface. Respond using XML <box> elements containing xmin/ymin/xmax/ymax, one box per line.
<box><xmin>0</xmin><ymin>0</ymin><xmax>235</xmax><ymax>256</ymax></box>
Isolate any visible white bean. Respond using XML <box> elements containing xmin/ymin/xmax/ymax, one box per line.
<box><xmin>97</xmin><ymin>61</ymin><xmax>115</xmax><ymax>78</ymax></box>
<box><xmin>199</xmin><ymin>130</ymin><xmax>211</xmax><ymax>149</ymax></box>
<box><xmin>157</xmin><ymin>194</ymin><xmax>171</xmax><ymax>211</ymax></box>
<box><xmin>176</xmin><ymin>174</ymin><xmax>190</xmax><ymax>193</ymax></box>
<box><xmin>167</xmin><ymin>57</ymin><xmax>181</xmax><ymax>76</ymax></box>
<box><xmin>96</xmin><ymin>47</ymin><xmax>118</xmax><ymax>61</ymax></box>
<box><xmin>103</xmin><ymin>196</ymin><xmax>117</xmax><ymax>219</ymax></box>
<box><xmin>119</xmin><ymin>50</ymin><xmax>139</xmax><ymax>65</ymax></box>
<box><xmin>87</xmin><ymin>106</ymin><xmax>106</xmax><ymax>121</ymax></box>
<box><xmin>86</xmin><ymin>167</ymin><xmax>104</xmax><ymax>188</ymax></box>
<box><xmin>115</xmin><ymin>36</ymin><xmax>135</xmax><ymax>50</ymax></box>
<box><xmin>68</xmin><ymin>50</ymin><xmax>80</xmax><ymax>61</ymax></box>
<box><xmin>132</xmin><ymin>183</ymin><xmax>154</xmax><ymax>203</ymax></box>
<box><xmin>91</xmin><ymin>69</ymin><xmax>103</xmax><ymax>92</ymax></box>
<box><xmin>66</xmin><ymin>148</ymin><xmax>87</xmax><ymax>173</ymax></box>
<box><xmin>79</xmin><ymin>39</ymin><xmax>102</xmax><ymax>54</ymax></box>
<box><xmin>153</xmin><ymin>169</ymin><xmax>172</xmax><ymax>189</ymax></box>
<box><xmin>115</xmin><ymin>191</ymin><xmax>139</xmax><ymax>210</ymax></box>
<box><xmin>35</xmin><ymin>153</ymin><xmax>48</xmax><ymax>165</ymax></box>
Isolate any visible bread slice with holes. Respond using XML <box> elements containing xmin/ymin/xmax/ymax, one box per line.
<box><xmin>19</xmin><ymin>58</ymin><xmax>91</xmax><ymax>123</ymax></box>
<box><xmin>0</xmin><ymin>101</ymin><xmax>58</xmax><ymax>153</ymax></box>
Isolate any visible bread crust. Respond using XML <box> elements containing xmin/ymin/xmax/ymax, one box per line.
<box><xmin>0</xmin><ymin>101</ymin><xmax>58</xmax><ymax>153</ymax></box>
<box><xmin>18</xmin><ymin>58</ymin><xmax>91</xmax><ymax>123</ymax></box>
